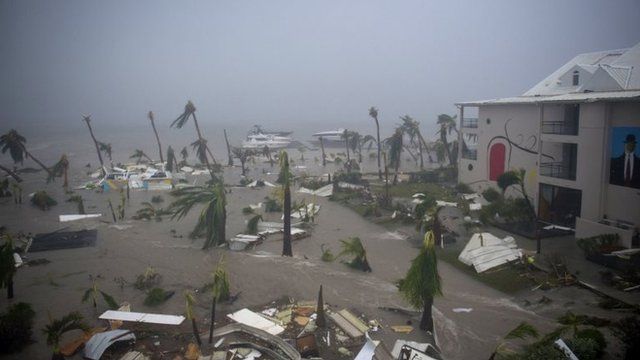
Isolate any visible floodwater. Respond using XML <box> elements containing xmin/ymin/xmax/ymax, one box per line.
<box><xmin>0</xmin><ymin>123</ymin><xmax>620</xmax><ymax>359</ymax></box>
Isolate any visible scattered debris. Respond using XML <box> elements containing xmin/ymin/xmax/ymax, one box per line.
<box><xmin>227</xmin><ymin>308</ymin><xmax>285</xmax><ymax>335</ymax></box>
<box><xmin>29</xmin><ymin>229</ymin><xmax>98</xmax><ymax>252</ymax></box>
<box><xmin>452</xmin><ymin>308</ymin><xmax>473</xmax><ymax>313</ymax></box>
<box><xmin>59</xmin><ymin>214</ymin><xmax>102</xmax><ymax>222</ymax></box>
<box><xmin>84</xmin><ymin>330</ymin><xmax>135</xmax><ymax>360</ymax></box>
<box><xmin>99</xmin><ymin>310</ymin><xmax>185</xmax><ymax>325</ymax></box>
<box><xmin>458</xmin><ymin>233</ymin><xmax>523</xmax><ymax>273</ymax></box>
<box><xmin>390</xmin><ymin>325</ymin><xmax>414</xmax><ymax>334</ymax></box>
<box><xmin>298</xmin><ymin>184</ymin><xmax>333</xmax><ymax>197</ymax></box>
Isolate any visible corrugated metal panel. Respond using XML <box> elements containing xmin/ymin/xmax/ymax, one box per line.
<box><xmin>456</xmin><ymin>90</ymin><xmax>640</xmax><ymax>106</ymax></box>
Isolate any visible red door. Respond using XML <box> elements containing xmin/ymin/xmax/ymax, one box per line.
<box><xmin>489</xmin><ymin>143</ymin><xmax>506</xmax><ymax>181</ymax></box>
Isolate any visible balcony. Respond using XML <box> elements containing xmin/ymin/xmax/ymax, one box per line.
<box><xmin>542</xmin><ymin>121</ymin><xmax>578</xmax><ymax>135</ymax></box>
<box><xmin>462</xmin><ymin>148</ymin><xmax>477</xmax><ymax>160</ymax></box>
<box><xmin>461</xmin><ymin>118</ymin><xmax>478</xmax><ymax>129</ymax></box>
<box><xmin>540</xmin><ymin>161</ymin><xmax>576</xmax><ymax>180</ymax></box>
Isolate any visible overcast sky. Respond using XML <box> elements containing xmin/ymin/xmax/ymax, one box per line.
<box><xmin>1</xmin><ymin>0</ymin><xmax>639</xmax><ymax>135</ymax></box>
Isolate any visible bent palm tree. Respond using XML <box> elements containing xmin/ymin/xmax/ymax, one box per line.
<box><xmin>166</xmin><ymin>146</ymin><xmax>178</xmax><ymax>172</ymax></box>
<box><xmin>338</xmin><ymin>237</ymin><xmax>372</xmax><ymax>272</ymax></box>
<box><xmin>262</xmin><ymin>145</ymin><xmax>274</xmax><ymax>167</ymax></box>
<box><xmin>489</xmin><ymin>322</ymin><xmax>539</xmax><ymax>359</ymax></box>
<box><xmin>172</xmin><ymin>101</ymin><xmax>217</xmax><ymax>180</ymax></box>
<box><xmin>97</xmin><ymin>142</ymin><xmax>113</xmax><ymax>168</ymax></box>
<box><xmin>223</xmin><ymin>129</ymin><xmax>233</xmax><ymax>166</ymax></box>
<box><xmin>436</xmin><ymin>114</ymin><xmax>458</xmax><ymax>166</ymax></box>
<box><xmin>180</xmin><ymin>146</ymin><xmax>189</xmax><ymax>164</ymax></box>
<box><xmin>280</xmin><ymin>151</ymin><xmax>293</xmax><ymax>256</ymax></box>
<box><xmin>147</xmin><ymin>111</ymin><xmax>164</xmax><ymax>164</ymax></box>
<box><xmin>170</xmin><ymin>182</ymin><xmax>226</xmax><ymax>249</ymax></box>
<box><xmin>369</xmin><ymin>107</ymin><xmax>383</xmax><ymax>179</ymax></box>
<box><xmin>48</xmin><ymin>154</ymin><xmax>70</xmax><ymax>190</ymax></box>
<box><xmin>81</xmin><ymin>277</ymin><xmax>118</xmax><ymax>310</ymax></box>
<box><xmin>208</xmin><ymin>257</ymin><xmax>230</xmax><ymax>344</ymax></box>
<box><xmin>318</xmin><ymin>136</ymin><xmax>326</xmax><ymax>166</ymax></box>
<box><xmin>399</xmin><ymin>231</ymin><xmax>442</xmax><ymax>332</ymax></box>
<box><xmin>0</xmin><ymin>129</ymin><xmax>53</xmax><ymax>177</ymax></box>
<box><xmin>231</xmin><ymin>147</ymin><xmax>254</xmax><ymax>176</ymax></box>
<box><xmin>43</xmin><ymin>311</ymin><xmax>88</xmax><ymax>360</ymax></box>
<box><xmin>184</xmin><ymin>290</ymin><xmax>202</xmax><ymax>346</ymax></box>
<box><xmin>386</xmin><ymin>128</ymin><xmax>404</xmax><ymax>185</ymax></box>
<box><xmin>82</xmin><ymin>115</ymin><xmax>105</xmax><ymax>174</ymax></box>
<box><xmin>130</xmin><ymin>149</ymin><xmax>152</xmax><ymax>164</ymax></box>
<box><xmin>400</xmin><ymin>115</ymin><xmax>429</xmax><ymax>170</ymax></box>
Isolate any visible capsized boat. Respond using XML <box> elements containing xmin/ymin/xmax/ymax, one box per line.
<box><xmin>310</xmin><ymin>128</ymin><xmax>346</xmax><ymax>147</ymax></box>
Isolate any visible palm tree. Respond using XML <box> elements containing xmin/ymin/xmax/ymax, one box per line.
<box><xmin>369</xmin><ymin>107</ymin><xmax>383</xmax><ymax>180</ymax></box>
<box><xmin>81</xmin><ymin>115</ymin><xmax>105</xmax><ymax>174</ymax></box>
<box><xmin>172</xmin><ymin>101</ymin><xmax>217</xmax><ymax>180</ymax></box>
<box><xmin>231</xmin><ymin>147</ymin><xmax>254</xmax><ymax>176</ymax></box>
<box><xmin>43</xmin><ymin>312</ymin><xmax>89</xmax><ymax>360</ymax></box>
<box><xmin>400</xmin><ymin>115</ymin><xmax>430</xmax><ymax>170</ymax></box>
<box><xmin>169</xmin><ymin>182</ymin><xmax>226</xmax><ymax>249</ymax></box>
<box><xmin>0</xmin><ymin>235</ymin><xmax>16</xmax><ymax>299</ymax></box>
<box><xmin>497</xmin><ymin>169</ymin><xmax>536</xmax><ymax>221</ymax></box>
<box><xmin>489</xmin><ymin>322</ymin><xmax>539</xmax><ymax>360</ymax></box>
<box><xmin>180</xmin><ymin>146</ymin><xmax>189</xmax><ymax>165</ymax></box>
<box><xmin>223</xmin><ymin>129</ymin><xmax>233</xmax><ymax>166</ymax></box>
<box><xmin>0</xmin><ymin>129</ymin><xmax>53</xmax><ymax>177</ymax></box>
<box><xmin>386</xmin><ymin>128</ymin><xmax>404</xmax><ymax>185</ymax></box>
<box><xmin>184</xmin><ymin>291</ymin><xmax>202</xmax><ymax>346</ymax></box>
<box><xmin>298</xmin><ymin>147</ymin><xmax>306</xmax><ymax>161</ymax></box>
<box><xmin>318</xmin><ymin>136</ymin><xmax>326</xmax><ymax>166</ymax></box>
<box><xmin>436</xmin><ymin>114</ymin><xmax>459</xmax><ymax>166</ymax></box>
<box><xmin>280</xmin><ymin>150</ymin><xmax>293</xmax><ymax>257</ymax></box>
<box><xmin>0</xmin><ymin>164</ymin><xmax>22</xmax><ymax>182</ymax></box>
<box><xmin>338</xmin><ymin>237</ymin><xmax>372</xmax><ymax>272</ymax></box>
<box><xmin>399</xmin><ymin>231</ymin><xmax>442</xmax><ymax>332</ymax></box>
<box><xmin>246</xmin><ymin>214</ymin><xmax>263</xmax><ymax>235</ymax></box>
<box><xmin>262</xmin><ymin>145</ymin><xmax>274</xmax><ymax>167</ymax></box>
<box><xmin>208</xmin><ymin>257</ymin><xmax>230</xmax><ymax>344</ymax></box>
<box><xmin>48</xmin><ymin>154</ymin><xmax>70</xmax><ymax>190</ymax></box>
<box><xmin>81</xmin><ymin>277</ymin><xmax>118</xmax><ymax>310</ymax></box>
<box><xmin>129</xmin><ymin>149</ymin><xmax>152</xmax><ymax>164</ymax></box>
<box><xmin>342</xmin><ymin>129</ymin><xmax>351</xmax><ymax>163</ymax></box>
<box><xmin>97</xmin><ymin>142</ymin><xmax>113</xmax><ymax>168</ymax></box>
<box><xmin>147</xmin><ymin>111</ymin><xmax>164</xmax><ymax>164</ymax></box>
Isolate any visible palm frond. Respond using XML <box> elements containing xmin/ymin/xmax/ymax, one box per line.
<box><xmin>100</xmin><ymin>290</ymin><xmax>119</xmax><ymax>310</ymax></box>
<box><xmin>504</xmin><ymin>321</ymin><xmax>539</xmax><ymax>340</ymax></box>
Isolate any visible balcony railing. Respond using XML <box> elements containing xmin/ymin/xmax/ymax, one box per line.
<box><xmin>540</xmin><ymin>162</ymin><xmax>576</xmax><ymax>180</ymax></box>
<box><xmin>462</xmin><ymin>148</ymin><xmax>477</xmax><ymax>160</ymax></box>
<box><xmin>461</xmin><ymin>118</ymin><xmax>478</xmax><ymax>129</ymax></box>
<box><xmin>542</xmin><ymin>121</ymin><xmax>578</xmax><ymax>135</ymax></box>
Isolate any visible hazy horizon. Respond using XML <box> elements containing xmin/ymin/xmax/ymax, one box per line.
<box><xmin>2</xmin><ymin>0</ymin><xmax>639</xmax><ymax>138</ymax></box>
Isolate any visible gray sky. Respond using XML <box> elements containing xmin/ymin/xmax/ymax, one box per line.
<box><xmin>1</xmin><ymin>0</ymin><xmax>639</xmax><ymax>136</ymax></box>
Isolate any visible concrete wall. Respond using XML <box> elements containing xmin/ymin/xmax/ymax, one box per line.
<box><xmin>459</xmin><ymin>104</ymin><xmax>540</xmax><ymax>201</ymax></box>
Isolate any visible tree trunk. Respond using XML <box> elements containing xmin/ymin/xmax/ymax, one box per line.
<box><xmin>319</xmin><ymin>137</ymin><xmax>326</xmax><ymax>166</ymax></box>
<box><xmin>190</xmin><ymin>113</ymin><xmax>217</xmax><ymax>181</ymax></box>
<box><xmin>344</xmin><ymin>132</ymin><xmax>350</xmax><ymax>163</ymax></box>
<box><xmin>7</xmin><ymin>277</ymin><xmax>13</xmax><ymax>299</ymax></box>
<box><xmin>383</xmin><ymin>153</ymin><xmax>390</xmax><ymax>205</ymax></box>
<box><xmin>150</xmin><ymin>118</ymin><xmax>164</xmax><ymax>163</ymax></box>
<box><xmin>83</xmin><ymin>119</ymin><xmax>105</xmax><ymax>173</ymax></box>
<box><xmin>393</xmin><ymin>161</ymin><xmax>400</xmax><ymax>185</ymax></box>
<box><xmin>282</xmin><ymin>184</ymin><xmax>292</xmax><ymax>256</ymax></box>
<box><xmin>208</xmin><ymin>297</ymin><xmax>216</xmax><ymax>344</ymax></box>
<box><xmin>418</xmin><ymin>132</ymin><xmax>433</xmax><ymax>164</ymax></box>
<box><xmin>24</xmin><ymin>149</ymin><xmax>53</xmax><ymax>177</ymax></box>
<box><xmin>418</xmin><ymin>141</ymin><xmax>424</xmax><ymax>170</ymax></box>
<box><xmin>316</xmin><ymin>285</ymin><xmax>326</xmax><ymax>328</ymax></box>
<box><xmin>240</xmin><ymin>160</ymin><xmax>246</xmax><ymax>176</ymax></box>
<box><xmin>63</xmin><ymin>166</ymin><xmax>68</xmax><ymax>190</ymax></box>
<box><xmin>375</xmin><ymin>118</ymin><xmax>382</xmax><ymax>180</ymax></box>
<box><xmin>224</xmin><ymin>129</ymin><xmax>233</xmax><ymax>166</ymax></box>
<box><xmin>358</xmin><ymin>143</ymin><xmax>362</xmax><ymax>163</ymax></box>
<box><xmin>0</xmin><ymin>164</ymin><xmax>22</xmax><ymax>182</ymax></box>
<box><xmin>191</xmin><ymin>318</ymin><xmax>202</xmax><ymax>346</ymax></box>
<box><xmin>219</xmin><ymin>203</ymin><xmax>226</xmax><ymax>246</ymax></box>
<box><xmin>420</xmin><ymin>296</ymin><xmax>434</xmax><ymax>332</ymax></box>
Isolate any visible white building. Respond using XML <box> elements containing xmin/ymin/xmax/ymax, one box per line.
<box><xmin>456</xmin><ymin>42</ymin><xmax>640</xmax><ymax>248</ymax></box>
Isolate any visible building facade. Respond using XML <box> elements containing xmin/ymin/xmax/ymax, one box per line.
<box><xmin>456</xmin><ymin>43</ymin><xmax>640</xmax><ymax>247</ymax></box>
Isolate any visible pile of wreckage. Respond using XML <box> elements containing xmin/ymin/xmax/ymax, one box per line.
<box><xmin>53</xmin><ymin>293</ymin><xmax>443</xmax><ymax>360</ymax></box>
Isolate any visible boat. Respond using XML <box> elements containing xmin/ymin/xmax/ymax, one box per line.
<box><xmin>248</xmin><ymin>125</ymin><xmax>293</xmax><ymax>137</ymax></box>
<box><xmin>310</xmin><ymin>128</ymin><xmax>346</xmax><ymax>147</ymax></box>
<box><xmin>242</xmin><ymin>133</ymin><xmax>292</xmax><ymax>149</ymax></box>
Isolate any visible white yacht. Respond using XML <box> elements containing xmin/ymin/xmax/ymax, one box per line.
<box><xmin>310</xmin><ymin>128</ymin><xmax>346</xmax><ymax>147</ymax></box>
<box><xmin>242</xmin><ymin>133</ymin><xmax>292</xmax><ymax>149</ymax></box>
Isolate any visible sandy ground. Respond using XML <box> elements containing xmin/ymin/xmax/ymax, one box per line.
<box><xmin>0</xmin><ymin>151</ymin><xmax>628</xmax><ymax>359</ymax></box>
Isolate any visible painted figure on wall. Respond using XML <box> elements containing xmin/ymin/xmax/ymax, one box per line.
<box><xmin>610</xmin><ymin>128</ymin><xmax>640</xmax><ymax>189</ymax></box>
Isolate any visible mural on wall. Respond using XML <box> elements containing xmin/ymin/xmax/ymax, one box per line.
<box><xmin>486</xmin><ymin>119</ymin><xmax>554</xmax><ymax>179</ymax></box>
<box><xmin>609</xmin><ymin>127</ymin><xmax>640</xmax><ymax>189</ymax></box>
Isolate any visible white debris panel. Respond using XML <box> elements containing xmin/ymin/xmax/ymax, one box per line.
<box><xmin>297</xmin><ymin>183</ymin><xmax>333</xmax><ymax>197</ymax></box>
<box><xmin>227</xmin><ymin>308</ymin><xmax>285</xmax><ymax>335</ymax></box>
<box><xmin>99</xmin><ymin>310</ymin><xmax>185</xmax><ymax>325</ymax></box>
<box><xmin>458</xmin><ymin>233</ymin><xmax>523</xmax><ymax>273</ymax></box>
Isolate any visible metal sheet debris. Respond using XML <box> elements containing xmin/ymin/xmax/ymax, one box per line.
<box><xmin>227</xmin><ymin>308</ymin><xmax>285</xmax><ymax>335</ymax></box>
<box><xmin>390</xmin><ymin>325</ymin><xmax>414</xmax><ymax>333</ymax></box>
<box><xmin>328</xmin><ymin>312</ymin><xmax>364</xmax><ymax>338</ymax></box>
<box><xmin>84</xmin><ymin>330</ymin><xmax>135</xmax><ymax>360</ymax></box>
<box><xmin>298</xmin><ymin>184</ymin><xmax>333</xmax><ymax>197</ymax></box>
<box><xmin>391</xmin><ymin>340</ymin><xmax>438</xmax><ymax>359</ymax></box>
<box><xmin>338</xmin><ymin>309</ymin><xmax>369</xmax><ymax>333</ymax></box>
<box><xmin>30</xmin><ymin>229</ymin><xmax>97</xmax><ymax>252</ymax></box>
<box><xmin>435</xmin><ymin>200</ymin><xmax>458</xmax><ymax>207</ymax></box>
<box><xmin>119</xmin><ymin>351</ymin><xmax>150</xmax><ymax>360</ymax></box>
<box><xmin>458</xmin><ymin>233</ymin><xmax>523</xmax><ymax>273</ymax></box>
<box><xmin>59</xmin><ymin>214</ymin><xmax>102</xmax><ymax>222</ymax></box>
<box><xmin>354</xmin><ymin>334</ymin><xmax>379</xmax><ymax>360</ymax></box>
<box><xmin>99</xmin><ymin>310</ymin><xmax>185</xmax><ymax>325</ymax></box>
<box><xmin>452</xmin><ymin>308</ymin><xmax>473</xmax><ymax>313</ymax></box>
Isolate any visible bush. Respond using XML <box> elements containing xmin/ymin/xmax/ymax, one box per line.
<box><xmin>482</xmin><ymin>188</ymin><xmax>501</xmax><ymax>203</ymax></box>
<box><xmin>521</xmin><ymin>343</ymin><xmax>565</xmax><ymax>360</ymax></box>
<box><xmin>455</xmin><ymin>183</ymin><xmax>472</xmax><ymax>194</ymax></box>
<box><xmin>30</xmin><ymin>190</ymin><xmax>56</xmax><ymax>210</ymax></box>
<box><xmin>577</xmin><ymin>234</ymin><xmax>621</xmax><ymax>255</ymax></box>
<box><xmin>575</xmin><ymin>328</ymin><xmax>606</xmax><ymax>358</ymax></box>
<box><xmin>134</xmin><ymin>267</ymin><xmax>161</xmax><ymax>290</ymax></box>
<box><xmin>334</xmin><ymin>171</ymin><xmax>363</xmax><ymax>184</ymax></box>
<box><xmin>612</xmin><ymin>316</ymin><xmax>640</xmax><ymax>359</ymax></box>
<box><xmin>264</xmin><ymin>197</ymin><xmax>282</xmax><ymax>212</ymax></box>
<box><xmin>0</xmin><ymin>302</ymin><xmax>36</xmax><ymax>354</ymax></box>
<box><xmin>151</xmin><ymin>195</ymin><xmax>164</xmax><ymax>203</ymax></box>
<box><xmin>144</xmin><ymin>287</ymin><xmax>173</xmax><ymax>306</ymax></box>
<box><xmin>566</xmin><ymin>337</ymin><xmax>600</xmax><ymax>360</ymax></box>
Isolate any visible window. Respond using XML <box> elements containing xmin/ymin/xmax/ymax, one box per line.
<box><xmin>572</xmin><ymin>70</ymin><xmax>579</xmax><ymax>86</ymax></box>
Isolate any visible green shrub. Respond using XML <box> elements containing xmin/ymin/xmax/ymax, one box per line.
<box><xmin>134</xmin><ymin>267</ymin><xmax>161</xmax><ymax>290</ymax></box>
<box><xmin>521</xmin><ymin>343</ymin><xmax>565</xmax><ymax>360</ymax></box>
<box><xmin>30</xmin><ymin>191</ymin><xmax>56</xmax><ymax>210</ymax></box>
<box><xmin>566</xmin><ymin>337</ymin><xmax>599</xmax><ymax>360</ymax></box>
<box><xmin>151</xmin><ymin>195</ymin><xmax>164</xmax><ymax>203</ymax></box>
<box><xmin>264</xmin><ymin>197</ymin><xmax>282</xmax><ymax>212</ymax></box>
<box><xmin>455</xmin><ymin>183</ymin><xmax>472</xmax><ymax>194</ymax></box>
<box><xmin>334</xmin><ymin>171</ymin><xmax>363</xmax><ymax>184</ymax></box>
<box><xmin>482</xmin><ymin>188</ymin><xmax>501</xmax><ymax>203</ymax></box>
<box><xmin>144</xmin><ymin>287</ymin><xmax>173</xmax><ymax>306</ymax></box>
<box><xmin>612</xmin><ymin>316</ymin><xmax>640</xmax><ymax>359</ymax></box>
<box><xmin>577</xmin><ymin>234</ymin><xmax>621</xmax><ymax>255</ymax></box>
<box><xmin>575</xmin><ymin>328</ymin><xmax>606</xmax><ymax>357</ymax></box>
<box><xmin>0</xmin><ymin>302</ymin><xmax>36</xmax><ymax>354</ymax></box>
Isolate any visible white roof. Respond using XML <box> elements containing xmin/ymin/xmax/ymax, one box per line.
<box><xmin>459</xmin><ymin>42</ymin><xmax>640</xmax><ymax>106</ymax></box>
